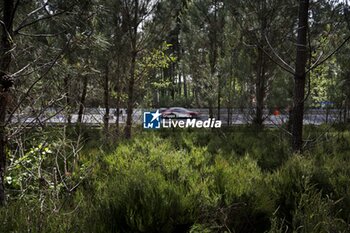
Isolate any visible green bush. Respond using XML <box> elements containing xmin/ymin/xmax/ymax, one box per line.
<box><xmin>266</xmin><ymin>154</ymin><xmax>350</xmax><ymax>232</ymax></box>
<box><xmin>84</xmin><ymin>134</ymin><xmax>273</xmax><ymax>233</ymax></box>
<box><xmin>2</xmin><ymin>128</ymin><xmax>350</xmax><ymax>233</ymax></box>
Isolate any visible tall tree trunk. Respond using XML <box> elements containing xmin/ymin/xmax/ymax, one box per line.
<box><xmin>64</xmin><ymin>76</ymin><xmax>72</xmax><ymax>125</ymax></box>
<box><xmin>103</xmin><ymin>64</ymin><xmax>110</xmax><ymax>139</ymax></box>
<box><xmin>125</xmin><ymin>53</ymin><xmax>136</xmax><ymax>139</ymax></box>
<box><xmin>178</xmin><ymin>71</ymin><xmax>182</xmax><ymax>97</ymax></box>
<box><xmin>217</xmin><ymin>75</ymin><xmax>221</xmax><ymax>120</ymax></box>
<box><xmin>254</xmin><ymin>1</ymin><xmax>267</xmax><ymax>127</ymax></box>
<box><xmin>208</xmin><ymin>0</ymin><xmax>218</xmax><ymax>119</ymax></box>
<box><xmin>115</xmin><ymin>60</ymin><xmax>122</xmax><ymax>136</ymax></box>
<box><xmin>292</xmin><ymin>0</ymin><xmax>309</xmax><ymax>153</ymax></box>
<box><xmin>0</xmin><ymin>94</ymin><xmax>9</xmax><ymax>206</ymax></box>
<box><xmin>77</xmin><ymin>75</ymin><xmax>88</xmax><ymax>124</ymax></box>
<box><xmin>288</xmin><ymin>106</ymin><xmax>293</xmax><ymax>132</ymax></box>
<box><xmin>115</xmin><ymin>105</ymin><xmax>120</xmax><ymax>134</ymax></box>
<box><xmin>227</xmin><ymin>52</ymin><xmax>235</xmax><ymax>126</ymax></box>
<box><xmin>345</xmin><ymin>97</ymin><xmax>349</xmax><ymax>123</ymax></box>
<box><xmin>124</xmin><ymin>0</ymin><xmax>138</xmax><ymax>139</ymax></box>
<box><xmin>171</xmin><ymin>64</ymin><xmax>175</xmax><ymax>101</ymax></box>
<box><xmin>346</xmin><ymin>98</ymin><xmax>349</xmax><ymax>123</ymax></box>
<box><xmin>194</xmin><ymin>86</ymin><xmax>199</xmax><ymax>107</ymax></box>
<box><xmin>183</xmin><ymin>68</ymin><xmax>187</xmax><ymax>102</ymax></box>
<box><xmin>0</xmin><ymin>0</ymin><xmax>14</xmax><ymax>206</ymax></box>
<box><xmin>254</xmin><ymin>48</ymin><xmax>266</xmax><ymax>126</ymax></box>
<box><xmin>227</xmin><ymin>80</ymin><xmax>231</xmax><ymax>126</ymax></box>
<box><xmin>209</xmin><ymin>101</ymin><xmax>214</xmax><ymax>118</ymax></box>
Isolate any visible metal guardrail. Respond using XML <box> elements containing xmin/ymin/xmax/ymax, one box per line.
<box><xmin>8</xmin><ymin>108</ymin><xmax>349</xmax><ymax>126</ymax></box>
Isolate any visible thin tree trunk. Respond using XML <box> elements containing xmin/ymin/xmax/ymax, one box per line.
<box><xmin>183</xmin><ymin>70</ymin><xmax>187</xmax><ymax>102</ymax></box>
<box><xmin>345</xmin><ymin>98</ymin><xmax>349</xmax><ymax>123</ymax></box>
<box><xmin>209</xmin><ymin>102</ymin><xmax>214</xmax><ymax>118</ymax></box>
<box><xmin>227</xmin><ymin>53</ymin><xmax>235</xmax><ymax>126</ymax></box>
<box><xmin>115</xmin><ymin>105</ymin><xmax>120</xmax><ymax>133</ymax></box>
<box><xmin>208</xmin><ymin>0</ymin><xmax>218</xmax><ymax>119</ymax></box>
<box><xmin>124</xmin><ymin>0</ymin><xmax>138</xmax><ymax>139</ymax></box>
<box><xmin>125</xmin><ymin>53</ymin><xmax>136</xmax><ymax>139</ymax></box>
<box><xmin>77</xmin><ymin>75</ymin><xmax>88</xmax><ymax>124</ymax></box>
<box><xmin>288</xmin><ymin>107</ymin><xmax>293</xmax><ymax>132</ymax></box>
<box><xmin>64</xmin><ymin>76</ymin><xmax>72</xmax><ymax>125</ymax></box>
<box><xmin>115</xmin><ymin>60</ymin><xmax>121</xmax><ymax>136</ymax></box>
<box><xmin>227</xmin><ymin>88</ymin><xmax>231</xmax><ymax>125</ymax></box>
<box><xmin>0</xmin><ymin>0</ymin><xmax>14</xmax><ymax>206</ymax></box>
<box><xmin>217</xmin><ymin>75</ymin><xmax>221</xmax><ymax>120</ymax></box>
<box><xmin>292</xmin><ymin>0</ymin><xmax>309</xmax><ymax>153</ymax></box>
<box><xmin>178</xmin><ymin>72</ymin><xmax>182</xmax><ymax>97</ymax></box>
<box><xmin>194</xmin><ymin>86</ymin><xmax>199</xmax><ymax>107</ymax></box>
<box><xmin>171</xmin><ymin>65</ymin><xmax>175</xmax><ymax>101</ymax></box>
<box><xmin>345</xmin><ymin>106</ymin><xmax>347</xmax><ymax>124</ymax></box>
<box><xmin>254</xmin><ymin>48</ymin><xmax>265</xmax><ymax>126</ymax></box>
<box><xmin>103</xmin><ymin>64</ymin><xmax>110</xmax><ymax>138</ymax></box>
<box><xmin>0</xmin><ymin>94</ymin><xmax>8</xmax><ymax>206</ymax></box>
<box><xmin>254</xmin><ymin>1</ymin><xmax>267</xmax><ymax>127</ymax></box>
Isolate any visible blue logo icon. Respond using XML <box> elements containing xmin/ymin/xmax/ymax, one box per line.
<box><xmin>143</xmin><ymin>110</ymin><xmax>162</xmax><ymax>129</ymax></box>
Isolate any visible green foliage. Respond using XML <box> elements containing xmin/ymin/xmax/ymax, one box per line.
<box><xmin>265</xmin><ymin>151</ymin><xmax>350</xmax><ymax>232</ymax></box>
<box><xmin>89</xmin><ymin>136</ymin><xmax>211</xmax><ymax>232</ymax></box>
<box><xmin>1</xmin><ymin>128</ymin><xmax>93</xmax><ymax>232</ymax></box>
<box><xmin>6</xmin><ymin>143</ymin><xmax>54</xmax><ymax>196</ymax></box>
<box><xmin>80</xmin><ymin>132</ymin><xmax>274</xmax><ymax>232</ymax></box>
<box><xmin>309</xmin><ymin>54</ymin><xmax>340</xmax><ymax>108</ymax></box>
<box><xmin>2</xmin><ymin>129</ymin><xmax>350</xmax><ymax>232</ymax></box>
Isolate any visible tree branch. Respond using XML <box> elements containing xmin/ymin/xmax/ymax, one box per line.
<box><xmin>306</xmin><ymin>34</ymin><xmax>350</xmax><ymax>73</ymax></box>
<box><xmin>264</xmin><ymin>34</ymin><xmax>295</xmax><ymax>73</ymax></box>
<box><xmin>14</xmin><ymin>4</ymin><xmax>75</xmax><ymax>34</ymax></box>
<box><xmin>5</xmin><ymin>37</ymin><xmax>73</xmax><ymax>126</ymax></box>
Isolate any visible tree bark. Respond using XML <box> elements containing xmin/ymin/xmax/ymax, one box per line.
<box><xmin>183</xmin><ymin>66</ymin><xmax>187</xmax><ymax>102</ymax></box>
<box><xmin>217</xmin><ymin>75</ymin><xmax>221</xmax><ymax>120</ymax></box>
<box><xmin>254</xmin><ymin>47</ymin><xmax>266</xmax><ymax>126</ymax></box>
<box><xmin>115</xmin><ymin>60</ymin><xmax>122</xmax><ymax>136</ymax></box>
<box><xmin>0</xmin><ymin>0</ymin><xmax>14</xmax><ymax>206</ymax></box>
<box><xmin>208</xmin><ymin>0</ymin><xmax>218</xmax><ymax>119</ymax></box>
<box><xmin>292</xmin><ymin>0</ymin><xmax>309</xmax><ymax>153</ymax></box>
<box><xmin>0</xmin><ymin>94</ymin><xmax>8</xmax><ymax>206</ymax></box>
<box><xmin>178</xmin><ymin>71</ymin><xmax>182</xmax><ymax>97</ymax></box>
<box><xmin>227</xmin><ymin>51</ymin><xmax>235</xmax><ymax>126</ymax></box>
<box><xmin>77</xmin><ymin>75</ymin><xmax>88</xmax><ymax>124</ymax></box>
<box><xmin>125</xmin><ymin>53</ymin><xmax>136</xmax><ymax>139</ymax></box>
<box><xmin>253</xmin><ymin>1</ymin><xmax>268</xmax><ymax>127</ymax></box>
<box><xmin>124</xmin><ymin>0</ymin><xmax>138</xmax><ymax>139</ymax></box>
<box><xmin>64</xmin><ymin>75</ymin><xmax>72</xmax><ymax>125</ymax></box>
<box><xmin>171</xmin><ymin>64</ymin><xmax>175</xmax><ymax>101</ymax></box>
<box><xmin>103</xmin><ymin>64</ymin><xmax>110</xmax><ymax>138</ymax></box>
<box><xmin>345</xmin><ymin>98</ymin><xmax>349</xmax><ymax>123</ymax></box>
